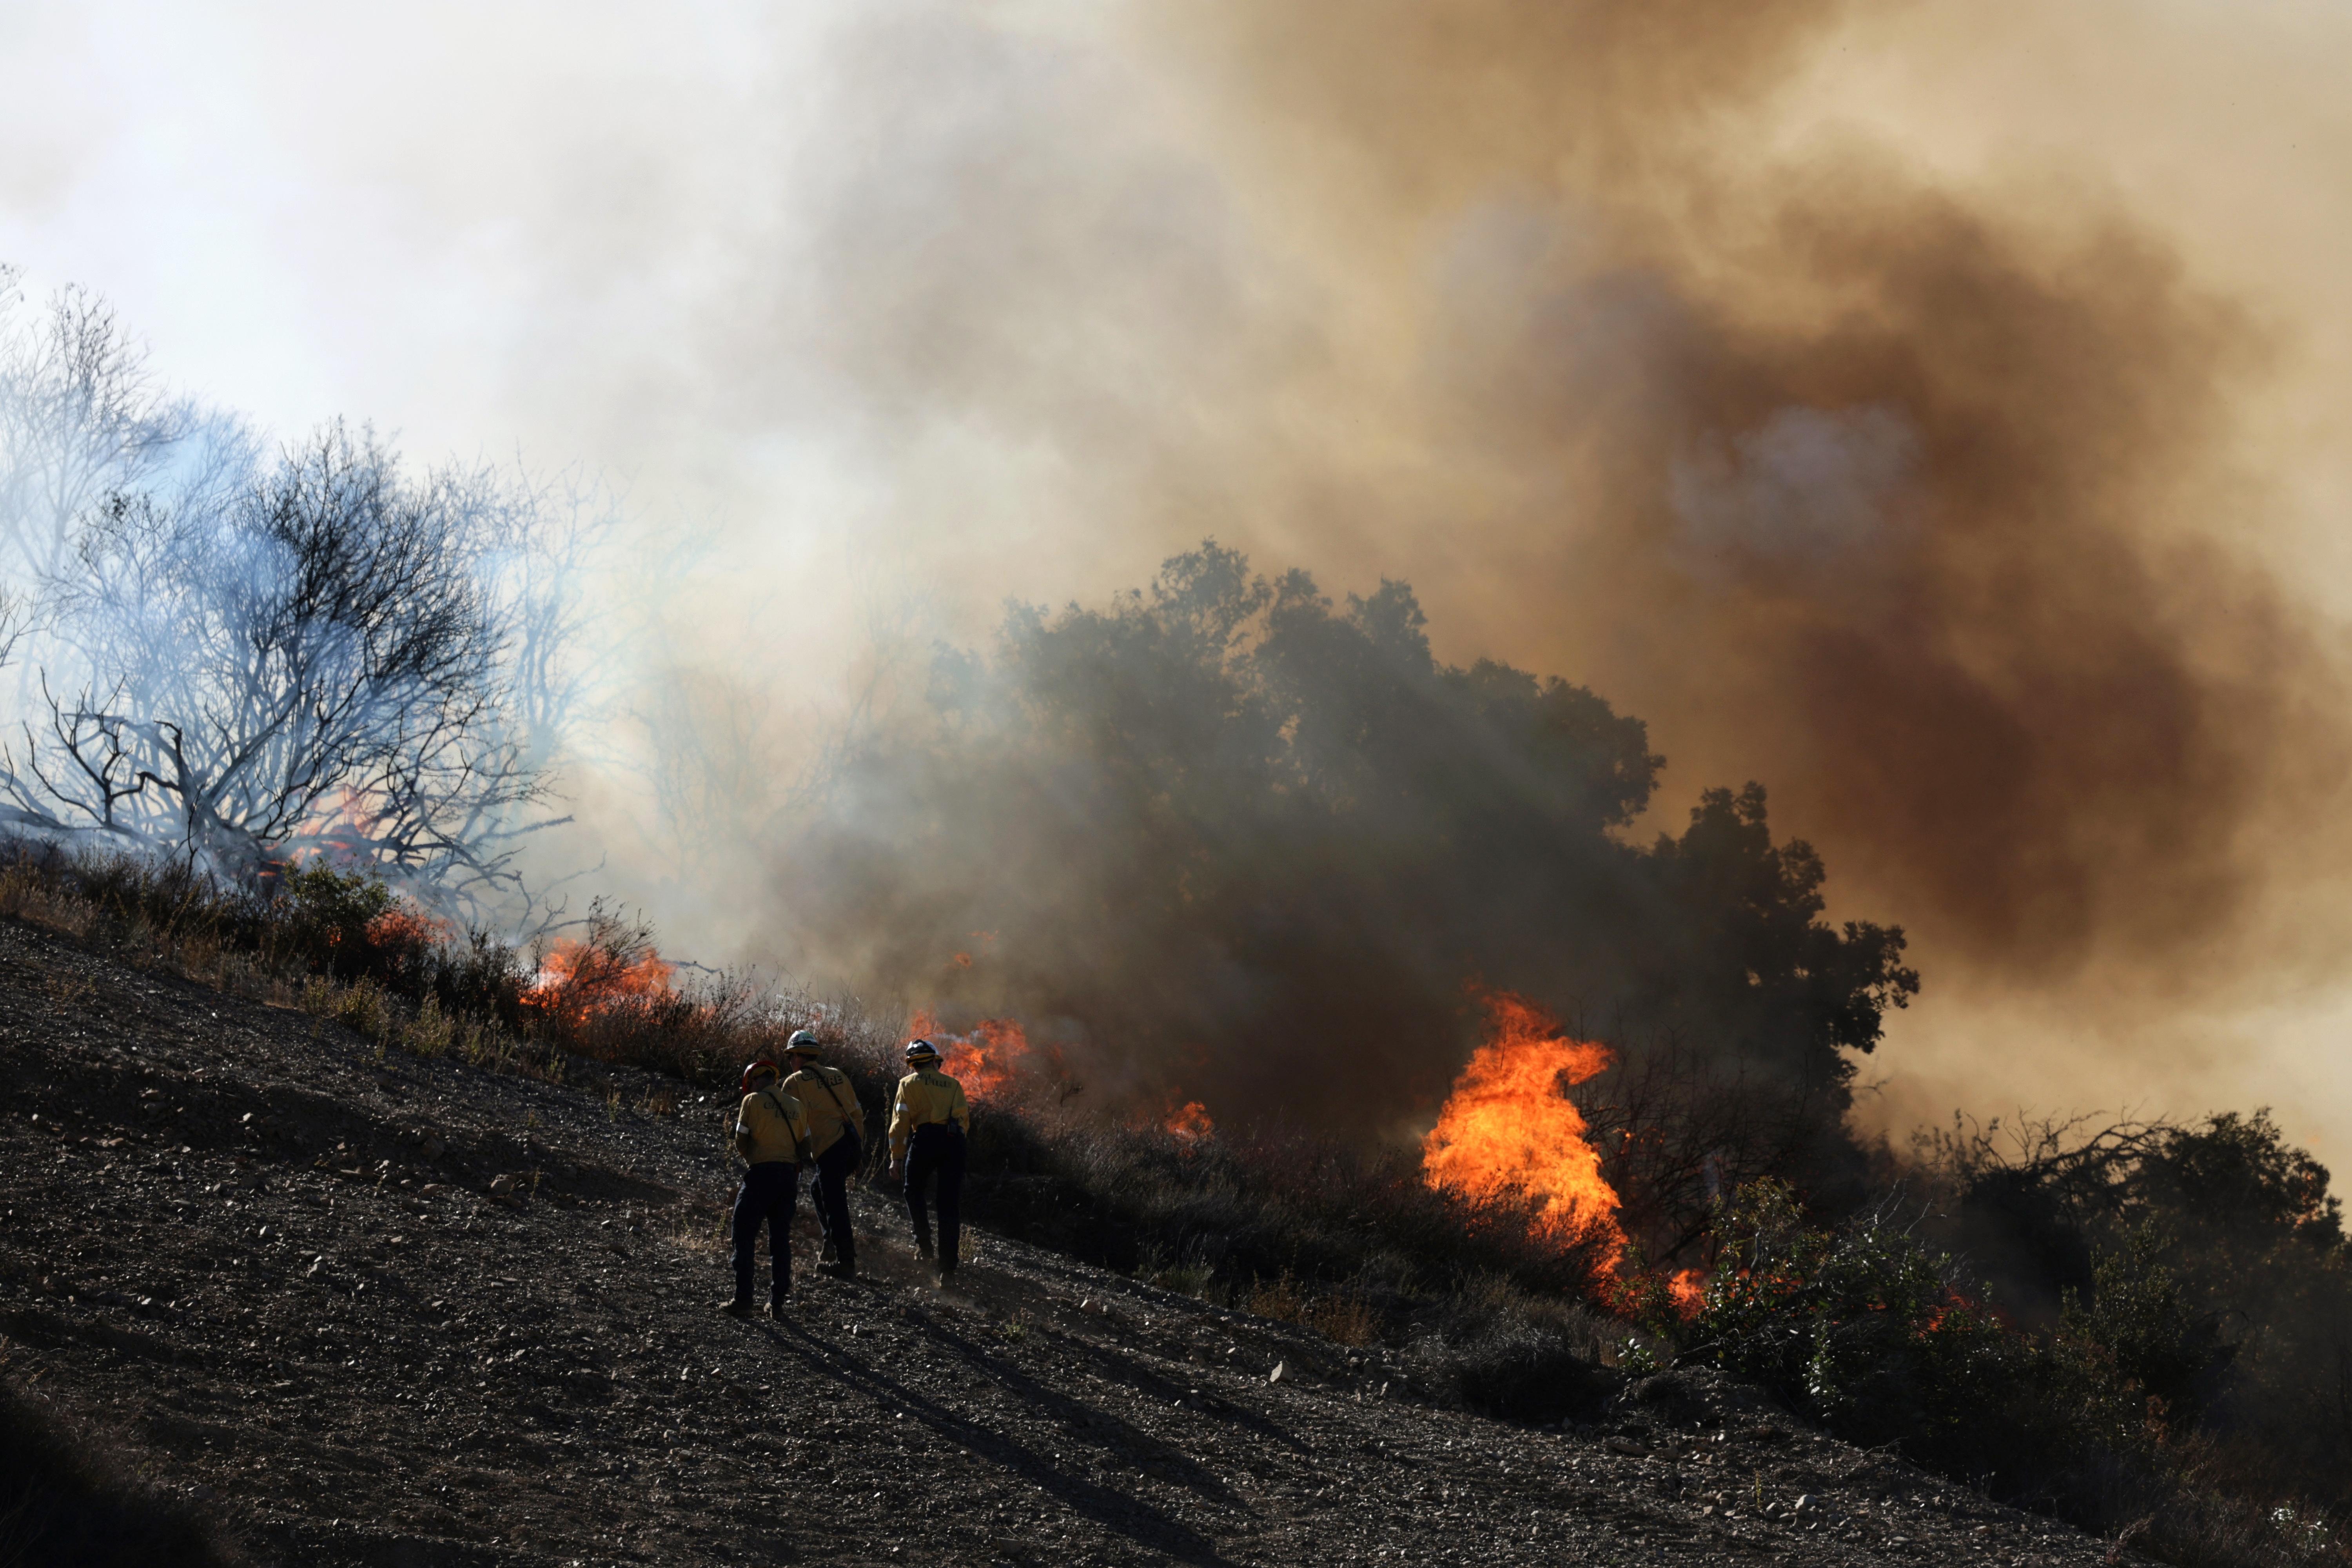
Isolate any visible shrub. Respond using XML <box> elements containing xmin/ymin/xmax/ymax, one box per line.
<box><xmin>1670</xmin><ymin>1180</ymin><xmax>2351</xmax><ymax>1563</ymax></box>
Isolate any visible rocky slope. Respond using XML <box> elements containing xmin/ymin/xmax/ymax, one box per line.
<box><xmin>0</xmin><ymin>913</ymin><xmax>2118</xmax><ymax>1567</ymax></box>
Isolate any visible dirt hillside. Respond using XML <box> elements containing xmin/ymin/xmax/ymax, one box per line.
<box><xmin>0</xmin><ymin>914</ymin><xmax>2115</xmax><ymax>1567</ymax></box>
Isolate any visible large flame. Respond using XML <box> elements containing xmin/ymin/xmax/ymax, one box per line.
<box><xmin>1421</xmin><ymin>991</ymin><xmax>1627</xmax><ymax>1270</ymax></box>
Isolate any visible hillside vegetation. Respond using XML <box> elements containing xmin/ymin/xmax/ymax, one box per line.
<box><xmin>0</xmin><ymin>840</ymin><xmax>2345</xmax><ymax>1566</ymax></box>
<box><xmin>3</xmin><ymin>897</ymin><xmax>2145</xmax><ymax>1568</ymax></box>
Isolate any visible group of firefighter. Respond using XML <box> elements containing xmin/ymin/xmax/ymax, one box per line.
<box><xmin>720</xmin><ymin>1032</ymin><xmax>970</xmax><ymax>1316</ymax></box>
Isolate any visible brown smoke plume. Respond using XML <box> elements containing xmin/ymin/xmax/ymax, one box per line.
<box><xmin>675</xmin><ymin>2</ymin><xmax>2352</xmax><ymax>1136</ymax></box>
<box><xmin>1148</xmin><ymin>0</ymin><xmax>2344</xmax><ymax>980</ymax></box>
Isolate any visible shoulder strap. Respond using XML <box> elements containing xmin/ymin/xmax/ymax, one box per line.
<box><xmin>818</xmin><ymin>1066</ymin><xmax>858</xmax><ymax>1120</ymax></box>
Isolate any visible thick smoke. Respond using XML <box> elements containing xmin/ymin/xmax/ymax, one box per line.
<box><xmin>6</xmin><ymin>3</ymin><xmax>2348</xmax><ymax>1140</ymax></box>
<box><xmin>1154</xmin><ymin>0</ymin><xmax>2345</xmax><ymax>977</ymax></box>
<box><xmin>744</xmin><ymin>0</ymin><xmax>2352</xmax><ymax>1132</ymax></box>
<box><xmin>784</xmin><ymin>539</ymin><xmax>1918</xmax><ymax>1146</ymax></box>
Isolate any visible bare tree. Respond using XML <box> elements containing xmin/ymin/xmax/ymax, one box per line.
<box><xmin>0</xmin><ymin>422</ymin><xmax>554</xmax><ymax>911</ymax></box>
<box><xmin>466</xmin><ymin>461</ymin><xmax>626</xmax><ymax>768</ymax></box>
<box><xmin>0</xmin><ymin>269</ymin><xmax>191</xmax><ymax>590</ymax></box>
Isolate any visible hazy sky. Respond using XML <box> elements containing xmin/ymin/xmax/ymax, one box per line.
<box><xmin>5</xmin><ymin>1</ymin><xmax>2351</xmax><ymax>1157</ymax></box>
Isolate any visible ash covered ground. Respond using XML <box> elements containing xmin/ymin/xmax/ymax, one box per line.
<box><xmin>1</xmin><ymin>914</ymin><xmax>2111</xmax><ymax>1567</ymax></box>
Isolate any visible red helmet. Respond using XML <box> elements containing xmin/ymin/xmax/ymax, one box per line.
<box><xmin>740</xmin><ymin>1059</ymin><xmax>782</xmax><ymax>1093</ymax></box>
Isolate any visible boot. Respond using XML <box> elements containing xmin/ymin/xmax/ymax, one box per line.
<box><xmin>767</xmin><ymin>1295</ymin><xmax>793</xmax><ymax>1318</ymax></box>
<box><xmin>719</xmin><ymin>1294</ymin><xmax>755</xmax><ymax>1316</ymax></box>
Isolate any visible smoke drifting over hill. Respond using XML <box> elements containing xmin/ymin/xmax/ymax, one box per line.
<box><xmin>6</xmin><ymin>2</ymin><xmax>2351</xmax><ymax>1138</ymax></box>
<box><xmin>1027</xmin><ymin>4</ymin><xmax>2331</xmax><ymax>955</ymax></box>
<box><xmin>738</xmin><ymin>1</ymin><xmax>2349</xmax><ymax>1092</ymax></box>
<box><xmin>1150</xmin><ymin>0</ymin><xmax>2343</xmax><ymax>979</ymax></box>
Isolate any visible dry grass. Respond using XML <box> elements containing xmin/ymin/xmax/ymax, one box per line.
<box><xmin>663</xmin><ymin>1202</ymin><xmax>729</xmax><ymax>1259</ymax></box>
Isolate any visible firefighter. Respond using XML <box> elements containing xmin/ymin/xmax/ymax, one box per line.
<box><xmin>723</xmin><ymin>1058</ymin><xmax>814</xmax><ymax>1317</ymax></box>
<box><xmin>780</xmin><ymin>1029</ymin><xmax>866</xmax><ymax>1280</ymax></box>
<box><xmin>888</xmin><ymin>1039</ymin><xmax>971</xmax><ymax>1284</ymax></box>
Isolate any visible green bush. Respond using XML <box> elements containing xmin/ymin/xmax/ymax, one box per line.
<box><xmin>1681</xmin><ymin>1181</ymin><xmax>2071</xmax><ymax>1470</ymax></box>
<box><xmin>1670</xmin><ymin>1180</ymin><xmax>2352</xmax><ymax>1563</ymax></box>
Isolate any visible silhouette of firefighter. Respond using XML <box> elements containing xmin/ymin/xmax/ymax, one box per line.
<box><xmin>722</xmin><ymin>1057</ymin><xmax>813</xmax><ymax>1316</ymax></box>
<box><xmin>889</xmin><ymin>1038</ymin><xmax>971</xmax><ymax>1285</ymax></box>
<box><xmin>780</xmin><ymin>1029</ymin><xmax>866</xmax><ymax>1280</ymax></box>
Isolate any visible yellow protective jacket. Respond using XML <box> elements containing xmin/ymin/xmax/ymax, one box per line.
<box><xmin>782</xmin><ymin>1063</ymin><xmax>866</xmax><ymax>1158</ymax></box>
<box><xmin>735</xmin><ymin>1087</ymin><xmax>813</xmax><ymax>1166</ymax></box>
<box><xmin>889</xmin><ymin>1067</ymin><xmax>971</xmax><ymax>1161</ymax></box>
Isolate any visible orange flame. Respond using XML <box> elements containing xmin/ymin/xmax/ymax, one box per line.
<box><xmin>1421</xmin><ymin>990</ymin><xmax>1626</xmax><ymax>1272</ymax></box>
<box><xmin>303</xmin><ymin>786</ymin><xmax>387</xmax><ymax>860</ymax></box>
<box><xmin>909</xmin><ymin>1011</ymin><xmax>1036</xmax><ymax>1102</ymax></box>
<box><xmin>1162</xmin><ymin>1100</ymin><xmax>1215</xmax><ymax>1140</ymax></box>
<box><xmin>522</xmin><ymin>939</ymin><xmax>676</xmax><ymax>1025</ymax></box>
<box><xmin>362</xmin><ymin>906</ymin><xmax>454</xmax><ymax>951</ymax></box>
<box><xmin>1668</xmin><ymin>1267</ymin><xmax>1707</xmax><ymax>1317</ymax></box>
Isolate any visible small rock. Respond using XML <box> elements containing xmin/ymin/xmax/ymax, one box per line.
<box><xmin>1268</xmin><ymin>1361</ymin><xmax>1285</xmax><ymax>1384</ymax></box>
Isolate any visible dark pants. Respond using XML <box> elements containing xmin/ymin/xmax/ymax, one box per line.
<box><xmin>811</xmin><ymin>1129</ymin><xmax>861</xmax><ymax>1269</ymax></box>
<box><xmin>731</xmin><ymin>1160</ymin><xmax>799</xmax><ymax>1304</ymax></box>
<box><xmin>904</xmin><ymin>1123</ymin><xmax>966</xmax><ymax>1270</ymax></box>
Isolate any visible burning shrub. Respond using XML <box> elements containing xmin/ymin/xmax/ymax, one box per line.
<box><xmin>910</xmin><ymin>1013</ymin><xmax>1074</xmax><ymax>1107</ymax></box>
<box><xmin>278</xmin><ymin>860</ymin><xmax>442</xmax><ymax>983</ymax></box>
<box><xmin>1420</xmin><ymin>990</ymin><xmax>1625</xmax><ymax>1279</ymax></box>
<box><xmin>521</xmin><ymin>901</ymin><xmax>679</xmax><ymax>1028</ymax></box>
